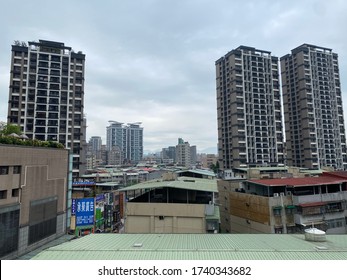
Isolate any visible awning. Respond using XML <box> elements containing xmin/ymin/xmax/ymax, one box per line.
<box><xmin>298</xmin><ymin>202</ymin><xmax>326</xmax><ymax>207</ymax></box>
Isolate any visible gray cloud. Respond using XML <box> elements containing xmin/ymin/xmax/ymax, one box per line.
<box><xmin>1</xmin><ymin>0</ymin><xmax>347</xmax><ymax>153</ymax></box>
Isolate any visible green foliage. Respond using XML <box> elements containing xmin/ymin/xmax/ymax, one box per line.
<box><xmin>209</xmin><ymin>161</ymin><xmax>220</xmax><ymax>174</ymax></box>
<box><xmin>0</xmin><ymin>124</ymin><xmax>21</xmax><ymax>135</ymax></box>
<box><xmin>0</xmin><ymin>135</ymin><xmax>65</xmax><ymax>149</ymax></box>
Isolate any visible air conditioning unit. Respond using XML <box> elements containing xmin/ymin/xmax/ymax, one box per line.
<box><xmin>280</xmin><ymin>192</ymin><xmax>285</xmax><ymax>196</ymax></box>
<box><xmin>286</xmin><ymin>191</ymin><xmax>292</xmax><ymax>196</ymax></box>
<box><xmin>273</xmin><ymin>193</ymin><xmax>279</xmax><ymax>197</ymax></box>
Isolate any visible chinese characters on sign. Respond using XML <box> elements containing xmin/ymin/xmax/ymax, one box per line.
<box><xmin>75</xmin><ymin>198</ymin><xmax>95</xmax><ymax>226</ymax></box>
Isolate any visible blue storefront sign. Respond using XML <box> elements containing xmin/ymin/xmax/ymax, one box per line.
<box><xmin>76</xmin><ymin>198</ymin><xmax>95</xmax><ymax>226</ymax></box>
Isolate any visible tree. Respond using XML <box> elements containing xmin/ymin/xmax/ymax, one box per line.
<box><xmin>0</xmin><ymin>124</ymin><xmax>21</xmax><ymax>136</ymax></box>
<box><xmin>209</xmin><ymin>161</ymin><xmax>220</xmax><ymax>174</ymax></box>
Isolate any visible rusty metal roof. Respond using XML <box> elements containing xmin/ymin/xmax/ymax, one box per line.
<box><xmin>249</xmin><ymin>176</ymin><xmax>346</xmax><ymax>187</ymax></box>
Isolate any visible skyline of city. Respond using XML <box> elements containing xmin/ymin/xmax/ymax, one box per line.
<box><xmin>3</xmin><ymin>40</ymin><xmax>347</xmax><ymax>157</ymax></box>
<box><xmin>1</xmin><ymin>1</ymin><xmax>347</xmax><ymax>153</ymax></box>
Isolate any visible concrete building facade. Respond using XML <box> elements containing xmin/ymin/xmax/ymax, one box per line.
<box><xmin>216</xmin><ymin>46</ymin><xmax>284</xmax><ymax>172</ymax></box>
<box><xmin>7</xmin><ymin>39</ymin><xmax>87</xmax><ymax>177</ymax></box>
<box><xmin>0</xmin><ymin>144</ymin><xmax>69</xmax><ymax>259</ymax></box>
<box><xmin>281</xmin><ymin>44</ymin><xmax>347</xmax><ymax>170</ymax></box>
<box><xmin>176</xmin><ymin>138</ymin><xmax>191</xmax><ymax>168</ymax></box>
<box><xmin>106</xmin><ymin>121</ymin><xmax>143</xmax><ymax>164</ymax></box>
<box><xmin>222</xmin><ymin>172</ymin><xmax>347</xmax><ymax>234</ymax></box>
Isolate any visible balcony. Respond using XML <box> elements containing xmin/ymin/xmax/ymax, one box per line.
<box><xmin>293</xmin><ymin>192</ymin><xmax>347</xmax><ymax>205</ymax></box>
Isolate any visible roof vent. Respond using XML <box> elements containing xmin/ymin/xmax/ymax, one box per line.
<box><xmin>305</xmin><ymin>228</ymin><xmax>326</xmax><ymax>242</ymax></box>
<box><xmin>133</xmin><ymin>243</ymin><xmax>143</xmax><ymax>248</ymax></box>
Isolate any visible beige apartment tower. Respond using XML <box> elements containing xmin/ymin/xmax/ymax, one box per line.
<box><xmin>216</xmin><ymin>46</ymin><xmax>284</xmax><ymax>173</ymax></box>
<box><xmin>281</xmin><ymin>44</ymin><xmax>347</xmax><ymax>170</ymax></box>
<box><xmin>7</xmin><ymin>40</ymin><xmax>87</xmax><ymax>177</ymax></box>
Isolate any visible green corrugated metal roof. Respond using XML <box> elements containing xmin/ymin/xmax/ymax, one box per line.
<box><xmin>31</xmin><ymin>234</ymin><xmax>347</xmax><ymax>260</ymax></box>
<box><xmin>120</xmin><ymin>177</ymin><xmax>218</xmax><ymax>193</ymax></box>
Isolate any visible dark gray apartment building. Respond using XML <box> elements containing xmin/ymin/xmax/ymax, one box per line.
<box><xmin>7</xmin><ymin>39</ymin><xmax>87</xmax><ymax>177</ymax></box>
<box><xmin>280</xmin><ymin>44</ymin><xmax>347</xmax><ymax>170</ymax></box>
<box><xmin>216</xmin><ymin>46</ymin><xmax>284</xmax><ymax>172</ymax></box>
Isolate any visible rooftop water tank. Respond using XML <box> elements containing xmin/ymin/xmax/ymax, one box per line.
<box><xmin>304</xmin><ymin>228</ymin><xmax>326</xmax><ymax>242</ymax></box>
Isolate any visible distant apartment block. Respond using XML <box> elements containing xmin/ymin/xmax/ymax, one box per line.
<box><xmin>216</xmin><ymin>46</ymin><xmax>284</xmax><ymax>171</ymax></box>
<box><xmin>161</xmin><ymin>146</ymin><xmax>176</xmax><ymax>165</ymax></box>
<box><xmin>176</xmin><ymin>138</ymin><xmax>191</xmax><ymax>168</ymax></box>
<box><xmin>106</xmin><ymin>121</ymin><xmax>143</xmax><ymax>164</ymax></box>
<box><xmin>190</xmin><ymin>145</ymin><xmax>197</xmax><ymax>165</ymax></box>
<box><xmin>201</xmin><ymin>153</ymin><xmax>218</xmax><ymax>169</ymax></box>
<box><xmin>0</xmin><ymin>144</ymin><xmax>69</xmax><ymax>259</ymax></box>
<box><xmin>89</xmin><ymin>136</ymin><xmax>102</xmax><ymax>154</ymax></box>
<box><xmin>7</xmin><ymin>39</ymin><xmax>87</xmax><ymax>177</ymax></box>
<box><xmin>86</xmin><ymin>136</ymin><xmax>103</xmax><ymax>168</ymax></box>
<box><xmin>281</xmin><ymin>44</ymin><xmax>347</xmax><ymax>170</ymax></box>
<box><xmin>107</xmin><ymin>146</ymin><xmax>122</xmax><ymax>166</ymax></box>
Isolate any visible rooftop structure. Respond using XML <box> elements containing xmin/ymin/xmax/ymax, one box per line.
<box><xmin>31</xmin><ymin>233</ymin><xmax>347</xmax><ymax>260</ymax></box>
<box><xmin>120</xmin><ymin>176</ymin><xmax>219</xmax><ymax>233</ymax></box>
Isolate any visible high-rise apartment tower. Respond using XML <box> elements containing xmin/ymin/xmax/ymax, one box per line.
<box><xmin>216</xmin><ymin>46</ymin><xmax>284</xmax><ymax>172</ymax></box>
<box><xmin>176</xmin><ymin>138</ymin><xmax>191</xmax><ymax>168</ymax></box>
<box><xmin>7</xmin><ymin>39</ymin><xmax>87</xmax><ymax>177</ymax></box>
<box><xmin>106</xmin><ymin>121</ymin><xmax>143</xmax><ymax>164</ymax></box>
<box><xmin>280</xmin><ymin>44</ymin><xmax>347</xmax><ymax>170</ymax></box>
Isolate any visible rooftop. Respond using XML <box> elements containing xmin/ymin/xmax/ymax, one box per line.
<box><xmin>120</xmin><ymin>176</ymin><xmax>218</xmax><ymax>193</ymax></box>
<box><xmin>31</xmin><ymin>233</ymin><xmax>347</xmax><ymax>260</ymax></box>
<box><xmin>249</xmin><ymin>176</ymin><xmax>346</xmax><ymax>187</ymax></box>
<box><xmin>176</xmin><ymin>169</ymin><xmax>216</xmax><ymax>178</ymax></box>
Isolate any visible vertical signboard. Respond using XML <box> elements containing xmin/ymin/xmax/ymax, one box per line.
<box><xmin>75</xmin><ymin>197</ymin><xmax>95</xmax><ymax>227</ymax></box>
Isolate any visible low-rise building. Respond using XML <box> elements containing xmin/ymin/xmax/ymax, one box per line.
<box><xmin>120</xmin><ymin>174</ymin><xmax>219</xmax><ymax>233</ymax></box>
<box><xmin>0</xmin><ymin>144</ymin><xmax>69</xmax><ymax>259</ymax></box>
<box><xmin>226</xmin><ymin>173</ymin><xmax>347</xmax><ymax>234</ymax></box>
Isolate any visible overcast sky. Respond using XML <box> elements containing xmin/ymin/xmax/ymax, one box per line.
<box><xmin>1</xmin><ymin>0</ymin><xmax>347</xmax><ymax>153</ymax></box>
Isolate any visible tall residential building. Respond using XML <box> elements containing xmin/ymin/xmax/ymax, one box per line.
<box><xmin>106</xmin><ymin>121</ymin><xmax>143</xmax><ymax>164</ymax></box>
<box><xmin>87</xmin><ymin>136</ymin><xmax>102</xmax><ymax>166</ymax></box>
<box><xmin>281</xmin><ymin>44</ymin><xmax>347</xmax><ymax>170</ymax></box>
<box><xmin>190</xmin><ymin>145</ymin><xmax>197</xmax><ymax>165</ymax></box>
<box><xmin>7</xmin><ymin>39</ymin><xmax>87</xmax><ymax>177</ymax></box>
<box><xmin>216</xmin><ymin>46</ymin><xmax>284</xmax><ymax>172</ymax></box>
<box><xmin>176</xmin><ymin>138</ymin><xmax>191</xmax><ymax>168</ymax></box>
<box><xmin>161</xmin><ymin>146</ymin><xmax>176</xmax><ymax>164</ymax></box>
<box><xmin>89</xmin><ymin>136</ymin><xmax>102</xmax><ymax>153</ymax></box>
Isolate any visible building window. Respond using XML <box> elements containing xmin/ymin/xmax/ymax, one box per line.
<box><xmin>274</xmin><ymin>227</ymin><xmax>283</xmax><ymax>234</ymax></box>
<box><xmin>28</xmin><ymin>198</ymin><xmax>57</xmax><ymax>245</ymax></box>
<box><xmin>0</xmin><ymin>166</ymin><xmax>9</xmax><ymax>175</ymax></box>
<box><xmin>273</xmin><ymin>206</ymin><xmax>282</xmax><ymax>216</ymax></box>
<box><xmin>13</xmin><ymin>166</ymin><xmax>21</xmax><ymax>174</ymax></box>
<box><xmin>12</xmin><ymin>188</ymin><xmax>20</xmax><ymax>197</ymax></box>
<box><xmin>0</xmin><ymin>190</ymin><xmax>7</xmax><ymax>199</ymax></box>
<box><xmin>0</xmin><ymin>209</ymin><xmax>20</xmax><ymax>258</ymax></box>
<box><xmin>285</xmin><ymin>206</ymin><xmax>295</xmax><ymax>215</ymax></box>
<box><xmin>286</xmin><ymin>226</ymin><xmax>297</xmax><ymax>234</ymax></box>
